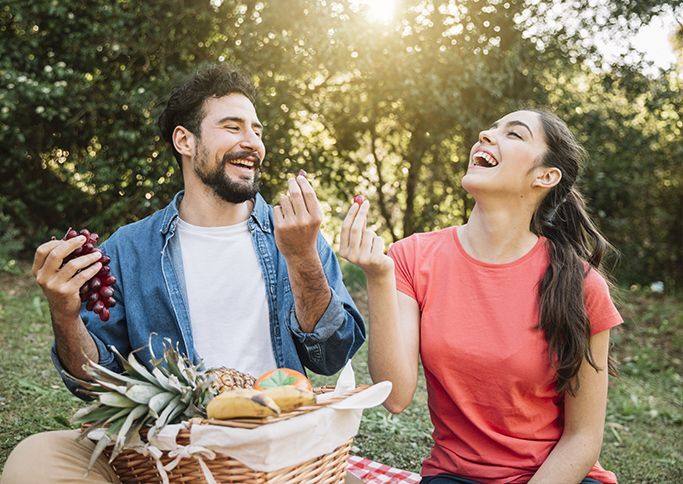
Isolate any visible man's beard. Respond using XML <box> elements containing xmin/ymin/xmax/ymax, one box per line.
<box><xmin>194</xmin><ymin>147</ymin><xmax>261</xmax><ymax>204</ymax></box>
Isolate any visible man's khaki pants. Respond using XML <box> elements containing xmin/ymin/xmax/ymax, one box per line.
<box><xmin>1</xmin><ymin>430</ymin><xmax>120</xmax><ymax>483</ymax></box>
<box><xmin>2</xmin><ymin>430</ymin><xmax>364</xmax><ymax>483</ymax></box>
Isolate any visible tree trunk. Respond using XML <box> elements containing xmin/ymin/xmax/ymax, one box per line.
<box><xmin>402</xmin><ymin>131</ymin><xmax>428</xmax><ymax>237</ymax></box>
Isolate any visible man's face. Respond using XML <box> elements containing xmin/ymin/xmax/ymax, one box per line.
<box><xmin>193</xmin><ymin>94</ymin><xmax>266</xmax><ymax>204</ymax></box>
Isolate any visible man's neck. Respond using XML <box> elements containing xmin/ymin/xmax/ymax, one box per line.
<box><xmin>178</xmin><ymin>185</ymin><xmax>253</xmax><ymax>227</ymax></box>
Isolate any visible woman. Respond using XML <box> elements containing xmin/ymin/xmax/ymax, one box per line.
<box><xmin>339</xmin><ymin>110</ymin><xmax>622</xmax><ymax>483</ymax></box>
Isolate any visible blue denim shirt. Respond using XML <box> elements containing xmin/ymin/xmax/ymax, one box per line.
<box><xmin>53</xmin><ymin>191</ymin><xmax>365</xmax><ymax>397</ymax></box>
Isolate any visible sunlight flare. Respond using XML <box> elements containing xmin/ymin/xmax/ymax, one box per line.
<box><xmin>358</xmin><ymin>0</ymin><xmax>396</xmax><ymax>23</ymax></box>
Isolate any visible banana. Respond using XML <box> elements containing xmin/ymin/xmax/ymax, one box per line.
<box><xmin>260</xmin><ymin>386</ymin><xmax>316</xmax><ymax>413</ymax></box>
<box><xmin>207</xmin><ymin>389</ymin><xmax>281</xmax><ymax>419</ymax></box>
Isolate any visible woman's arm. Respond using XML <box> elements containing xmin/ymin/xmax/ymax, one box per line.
<box><xmin>529</xmin><ymin>329</ymin><xmax>612</xmax><ymax>483</ymax></box>
<box><xmin>339</xmin><ymin>200</ymin><xmax>421</xmax><ymax>413</ymax></box>
<box><xmin>366</xmin><ymin>278</ymin><xmax>420</xmax><ymax>413</ymax></box>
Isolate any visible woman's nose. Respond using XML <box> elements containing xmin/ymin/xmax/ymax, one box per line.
<box><xmin>478</xmin><ymin>129</ymin><xmax>495</xmax><ymax>145</ymax></box>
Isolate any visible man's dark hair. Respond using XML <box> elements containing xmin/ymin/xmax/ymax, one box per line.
<box><xmin>157</xmin><ymin>64</ymin><xmax>256</xmax><ymax>167</ymax></box>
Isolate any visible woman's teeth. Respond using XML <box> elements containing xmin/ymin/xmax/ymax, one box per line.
<box><xmin>472</xmin><ymin>151</ymin><xmax>498</xmax><ymax>167</ymax></box>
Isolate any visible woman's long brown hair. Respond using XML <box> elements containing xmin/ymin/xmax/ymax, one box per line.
<box><xmin>530</xmin><ymin>110</ymin><xmax>616</xmax><ymax>396</ymax></box>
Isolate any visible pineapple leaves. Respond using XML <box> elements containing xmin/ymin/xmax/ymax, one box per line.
<box><xmin>74</xmin><ymin>337</ymin><xmax>214</xmax><ymax>470</ymax></box>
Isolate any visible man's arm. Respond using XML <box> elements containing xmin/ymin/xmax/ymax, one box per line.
<box><xmin>273</xmin><ymin>174</ymin><xmax>366</xmax><ymax>374</ymax></box>
<box><xmin>285</xmin><ymin>252</ymin><xmax>331</xmax><ymax>333</ymax></box>
<box><xmin>33</xmin><ymin>236</ymin><xmax>102</xmax><ymax>380</ymax></box>
<box><xmin>273</xmin><ymin>174</ymin><xmax>332</xmax><ymax>332</ymax></box>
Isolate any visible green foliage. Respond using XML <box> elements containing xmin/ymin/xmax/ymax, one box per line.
<box><xmin>0</xmin><ymin>197</ymin><xmax>24</xmax><ymax>274</ymax></box>
<box><xmin>341</xmin><ymin>259</ymin><xmax>368</xmax><ymax>293</ymax></box>
<box><xmin>1</xmin><ymin>0</ymin><xmax>681</xmax><ymax>286</ymax></box>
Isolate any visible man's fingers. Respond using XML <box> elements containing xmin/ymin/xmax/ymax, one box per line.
<box><xmin>37</xmin><ymin>236</ymin><xmax>86</xmax><ymax>276</ymax></box>
<box><xmin>273</xmin><ymin>205</ymin><xmax>285</xmax><ymax>226</ymax></box>
<box><xmin>32</xmin><ymin>240</ymin><xmax>62</xmax><ymax>276</ymax></box>
<box><xmin>287</xmin><ymin>178</ymin><xmax>306</xmax><ymax>216</ymax></box>
<box><xmin>66</xmin><ymin>261</ymin><xmax>103</xmax><ymax>294</ymax></box>
<box><xmin>296</xmin><ymin>174</ymin><xmax>323</xmax><ymax>219</ymax></box>
<box><xmin>279</xmin><ymin>194</ymin><xmax>295</xmax><ymax>219</ymax></box>
<box><xmin>58</xmin><ymin>251</ymin><xmax>103</xmax><ymax>282</ymax></box>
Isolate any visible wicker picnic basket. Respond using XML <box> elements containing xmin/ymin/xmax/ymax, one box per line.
<box><xmin>104</xmin><ymin>385</ymin><xmax>366</xmax><ymax>483</ymax></box>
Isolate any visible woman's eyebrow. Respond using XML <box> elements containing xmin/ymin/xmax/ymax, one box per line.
<box><xmin>507</xmin><ymin>120</ymin><xmax>534</xmax><ymax>138</ymax></box>
<box><xmin>488</xmin><ymin>120</ymin><xmax>534</xmax><ymax>138</ymax></box>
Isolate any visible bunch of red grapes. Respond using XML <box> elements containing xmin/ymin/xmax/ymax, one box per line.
<box><xmin>62</xmin><ymin>228</ymin><xmax>116</xmax><ymax>322</ymax></box>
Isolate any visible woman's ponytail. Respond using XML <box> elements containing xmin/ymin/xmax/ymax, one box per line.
<box><xmin>531</xmin><ymin>111</ymin><xmax>616</xmax><ymax>395</ymax></box>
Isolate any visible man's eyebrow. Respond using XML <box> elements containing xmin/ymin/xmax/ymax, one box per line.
<box><xmin>490</xmin><ymin>120</ymin><xmax>534</xmax><ymax>139</ymax></box>
<box><xmin>217</xmin><ymin>116</ymin><xmax>263</xmax><ymax>130</ymax></box>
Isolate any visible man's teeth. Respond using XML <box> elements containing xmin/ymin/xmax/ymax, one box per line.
<box><xmin>231</xmin><ymin>159</ymin><xmax>255</xmax><ymax>168</ymax></box>
<box><xmin>473</xmin><ymin>151</ymin><xmax>498</xmax><ymax>167</ymax></box>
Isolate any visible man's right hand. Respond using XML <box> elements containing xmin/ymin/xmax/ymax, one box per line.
<box><xmin>32</xmin><ymin>235</ymin><xmax>103</xmax><ymax>324</ymax></box>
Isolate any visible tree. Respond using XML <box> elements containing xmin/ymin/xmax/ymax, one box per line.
<box><xmin>2</xmin><ymin>0</ymin><xmax>680</xmax><ymax>286</ymax></box>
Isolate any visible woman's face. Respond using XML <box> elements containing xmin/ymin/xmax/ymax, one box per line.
<box><xmin>462</xmin><ymin>110</ymin><xmax>550</xmax><ymax>199</ymax></box>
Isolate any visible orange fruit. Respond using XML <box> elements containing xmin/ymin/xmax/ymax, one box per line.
<box><xmin>254</xmin><ymin>368</ymin><xmax>313</xmax><ymax>392</ymax></box>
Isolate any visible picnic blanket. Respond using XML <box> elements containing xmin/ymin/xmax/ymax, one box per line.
<box><xmin>348</xmin><ymin>455</ymin><xmax>421</xmax><ymax>483</ymax></box>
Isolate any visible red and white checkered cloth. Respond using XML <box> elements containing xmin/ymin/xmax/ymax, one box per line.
<box><xmin>347</xmin><ymin>455</ymin><xmax>421</xmax><ymax>483</ymax></box>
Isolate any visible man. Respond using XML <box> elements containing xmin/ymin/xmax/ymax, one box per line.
<box><xmin>1</xmin><ymin>64</ymin><xmax>365</xmax><ymax>483</ymax></box>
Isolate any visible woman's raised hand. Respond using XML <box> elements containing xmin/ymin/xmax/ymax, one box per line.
<box><xmin>339</xmin><ymin>198</ymin><xmax>394</xmax><ymax>279</ymax></box>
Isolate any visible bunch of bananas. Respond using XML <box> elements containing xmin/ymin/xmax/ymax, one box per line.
<box><xmin>207</xmin><ymin>386</ymin><xmax>316</xmax><ymax>419</ymax></box>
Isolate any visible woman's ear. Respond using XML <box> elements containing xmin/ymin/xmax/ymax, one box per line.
<box><xmin>172</xmin><ymin>126</ymin><xmax>196</xmax><ymax>160</ymax></box>
<box><xmin>532</xmin><ymin>166</ymin><xmax>562</xmax><ymax>189</ymax></box>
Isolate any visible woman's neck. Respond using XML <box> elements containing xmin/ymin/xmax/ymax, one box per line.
<box><xmin>459</xmin><ymin>204</ymin><xmax>539</xmax><ymax>264</ymax></box>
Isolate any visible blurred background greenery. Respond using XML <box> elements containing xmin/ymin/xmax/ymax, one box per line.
<box><xmin>1</xmin><ymin>0</ymin><xmax>681</xmax><ymax>289</ymax></box>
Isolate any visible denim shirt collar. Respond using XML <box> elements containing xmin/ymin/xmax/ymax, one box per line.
<box><xmin>159</xmin><ymin>190</ymin><xmax>272</xmax><ymax>236</ymax></box>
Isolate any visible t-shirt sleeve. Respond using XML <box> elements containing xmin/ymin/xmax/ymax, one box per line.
<box><xmin>387</xmin><ymin>236</ymin><xmax>418</xmax><ymax>301</ymax></box>
<box><xmin>584</xmin><ymin>268</ymin><xmax>623</xmax><ymax>335</ymax></box>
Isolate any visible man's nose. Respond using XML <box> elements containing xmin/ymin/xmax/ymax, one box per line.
<box><xmin>239</xmin><ymin>130</ymin><xmax>264</xmax><ymax>153</ymax></box>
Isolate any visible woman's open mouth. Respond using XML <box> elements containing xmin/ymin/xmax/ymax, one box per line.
<box><xmin>471</xmin><ymin>150</ymin><xmax>499</xmax><ymax>168</ymax></box>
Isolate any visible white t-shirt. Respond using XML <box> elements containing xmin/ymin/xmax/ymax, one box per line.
<box><xmin>176</xmin><ymin>218</ymin><xmax>277</xmax><ymax>378</ymax></box>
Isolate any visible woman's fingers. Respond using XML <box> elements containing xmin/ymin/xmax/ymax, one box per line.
<box><xmin>340</xmin><ymin>202</ymin><xmax>361</xmax><ymax>253</ymax></box>
<box><xmin>371</xmin><ymin>234</ymin><xmax>386</xmax><ymax>257</ymax></box>
<box><xmin>357</xmin><ymin>229</ymin><xmax>374</xmax><ymax>264</ymax></box>
<box><xmin>348</xmin><ymin>200</ymin><xmax>369</xmax><ymax>252</ymax></box>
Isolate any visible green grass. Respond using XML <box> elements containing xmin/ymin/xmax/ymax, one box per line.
<box><xmin>0</xmin><ymin>267</ymin><xmax>681</xmax><ymax>482</ymax></box>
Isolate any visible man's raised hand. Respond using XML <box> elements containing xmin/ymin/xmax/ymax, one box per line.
<box><xmin>273</xmin><ymin>172</ymin><xmax>324</xmax><ymax>262</ymax></box>
<box><xmin>32</xmin><ymin>236</ymin><xmax>102</xmax><ymax>324</ymax></box>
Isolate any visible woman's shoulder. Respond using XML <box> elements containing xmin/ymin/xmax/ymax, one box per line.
<box><xmin>583</xmin><ymin>264</ymin><xmax>611</xmax><ymax>293</ymax></box>
<box><xmin>391</xmin><ymin>226</ymin><xmax>458</xmax><ymax>251</ymax></box>
<box><xmin>582</xmin><ymin>265</ymin><xmax>623</xmax><ymax>333</ymax></box>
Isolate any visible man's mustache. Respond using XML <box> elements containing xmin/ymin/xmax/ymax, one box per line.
<box><xmin>221</xmin><ymin>150</ymin><xmax>262</xmax><ymax>168</ymax></box>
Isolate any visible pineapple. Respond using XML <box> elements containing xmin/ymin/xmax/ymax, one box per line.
<box><xmin>71</xmin><ymin>338</ymin><xmax>217</xmax><ymax>468</ymax></box>
<box><xmin>207</xmin><ymin>367</ymin><xmax>256</xmax><ymax>393</ymax></box>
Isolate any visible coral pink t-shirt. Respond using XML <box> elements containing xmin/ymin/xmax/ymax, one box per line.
<box><xmin>388</xmin><ymin>227</ymin><xmax>622</xmax><ymax>483</ymax></box>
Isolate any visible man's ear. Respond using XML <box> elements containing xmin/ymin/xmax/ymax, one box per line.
<box><xmin>172</xmin><ymin>126</ymin><xmax>196</xmax><ymax>159</ymax></box>
<box><xmin>532</xmin><ymin>166</ymin><xmax>562</xmax><ymax>189</ymax></box>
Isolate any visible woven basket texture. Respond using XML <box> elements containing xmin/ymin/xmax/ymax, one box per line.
<box><xmin>105</xmin><ymin>385</ymin><xmax>366</xmax><ymax>483</ymax></box>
